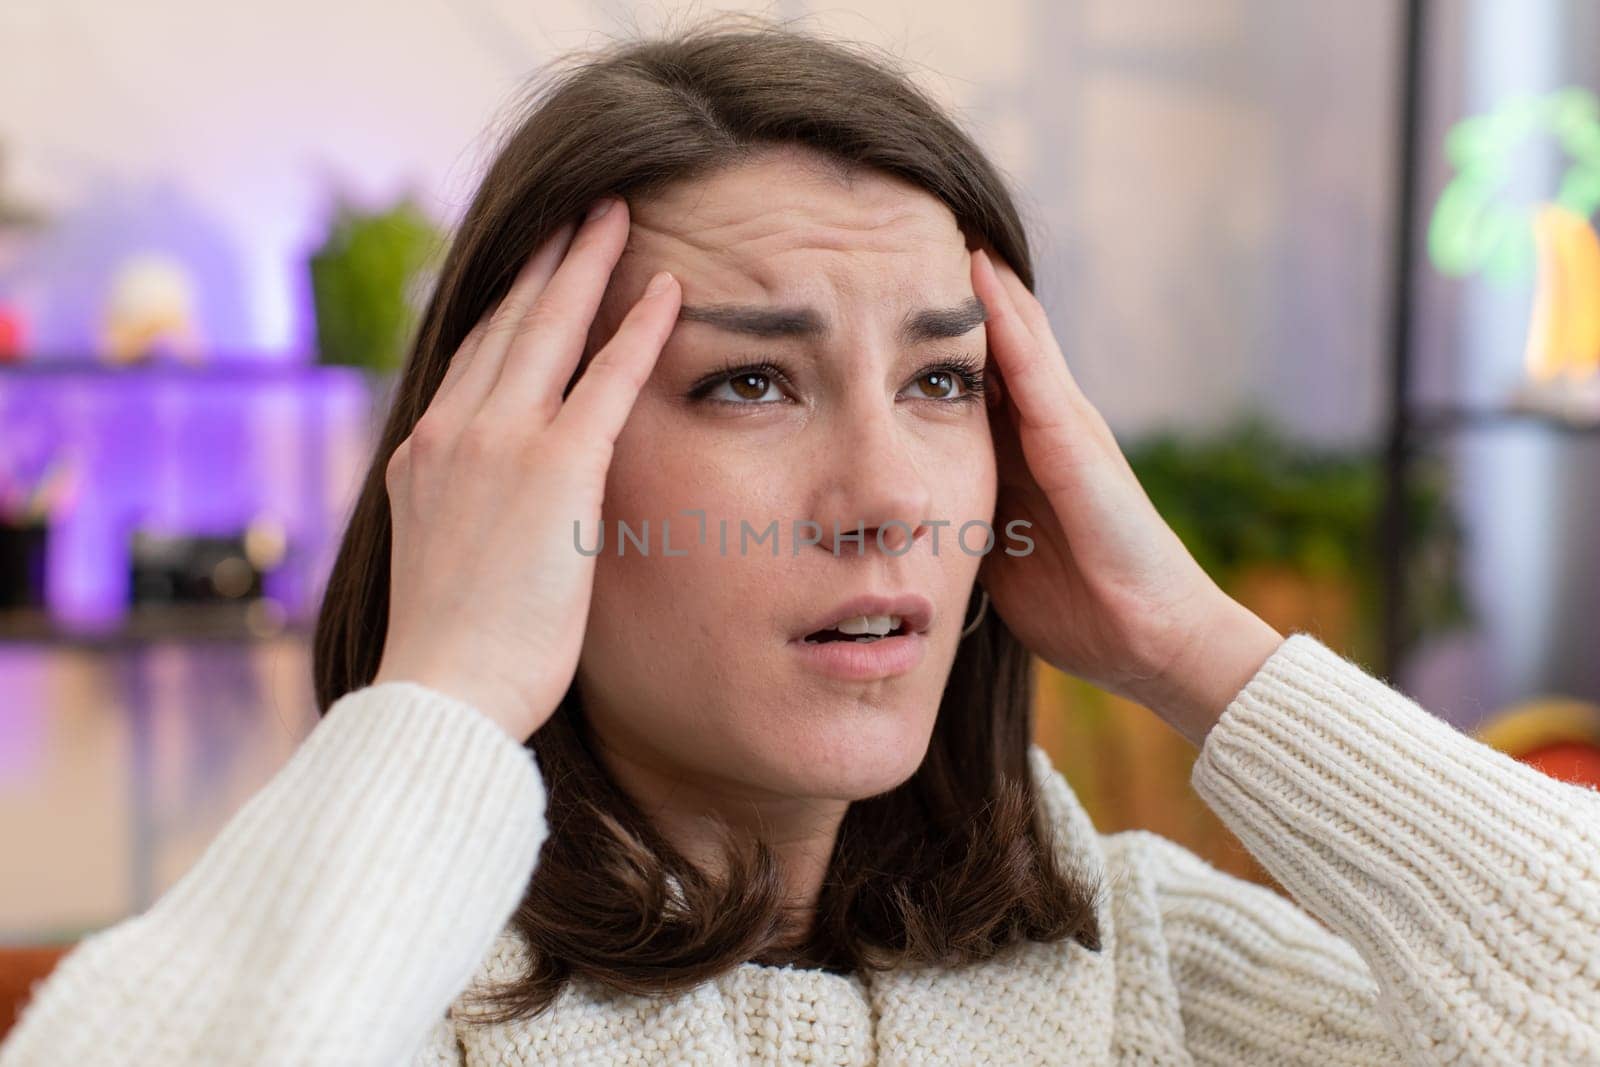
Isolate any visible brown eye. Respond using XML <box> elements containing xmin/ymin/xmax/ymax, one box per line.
<box><xmin>690</xmin><ymin>360</ymin><xmax>791</xmax><ymax>406</ymax></box>
<box><xmin>898</xmin><ymin>360</ymin><xmax>984</xmax><ymax>403</ymax></box>
<box><xmin>728</xmin><ymin>373</ymin><xmax>773</xmax><ymax>401</ymax></box>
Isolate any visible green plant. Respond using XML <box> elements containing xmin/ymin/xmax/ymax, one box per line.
<box><xmin>308</xmin><ymin>194</ymin><xmax>443</xmax><ymax>374</ymax></box>
<box><xmin>1122</xmin><ymin>410</ymin><xmax>1473</xmax><ymax>665</ymax></box>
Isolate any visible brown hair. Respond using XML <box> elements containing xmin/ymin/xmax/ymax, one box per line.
<box><xmin>312</xmin><ymin>14</ymin><xmax>1103</xmax><ymax>1026</ymax></box>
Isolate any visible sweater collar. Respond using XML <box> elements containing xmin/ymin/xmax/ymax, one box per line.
<box><xmin>455</xmin><ymin>745</ymin><xmax>1118</xmax><ymax>1064</ymax></box>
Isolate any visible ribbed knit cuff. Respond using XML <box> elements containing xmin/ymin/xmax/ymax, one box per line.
<box><xmin>2</xmin><ymin>681</ymin><xmax>547</xmax><ymax>1067</ymax></box>
<box><xmin>1190</xmin><ymin>632</ymin><xmax>1600</xmax><ymax>1063</ymax></box>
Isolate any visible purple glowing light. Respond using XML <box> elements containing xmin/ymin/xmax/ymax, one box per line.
<box><xmin>0</xmin><ymin>361</ymin><xmax>373</xmax><ymax>631</ymax></box>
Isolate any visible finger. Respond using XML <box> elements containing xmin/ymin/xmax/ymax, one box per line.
<box><xmin>988</xmin><ymin>255</ymin><xmax>1104</xmax><ymax>421</ymax></box>
<box><xmin>988</xmin><ymin>383</ymin><xmax>1034</xmax><ymax>491</ymax></box>
<box><xmin>430</xmin><ymin>314</ymin><xmax>489</xmax><ymax>409</ymax></box>
<box><xmin>432</xmin><ymin>219</ymin><xmax>579</xmax><ymax>422</ymax></box>
<box><xmin>480</xmin><ymin>196</ymin><xmax>632</xmax><ymax>425</ymax></box>
<box><xmin>978</xmin><ymin>251</ymin><xmax>1126</xmax><ymax>462</ymax></box>
<box><xmin>553</xmin><ymin>270</ymin><xmax>679</xmax><ymax>448</ymax></box>
<box><xmin>984</xmin><ymin>254</ymin><xmax>1050</xmax><ymax>349</ymax></box>
<box><xmin>972</xmin><ymin>249</ymin><xmax>1077</xmax><ymax>435</ymax></box>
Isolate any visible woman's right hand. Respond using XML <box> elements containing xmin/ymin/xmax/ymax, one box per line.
<box><xmin>371</xmin><ymin>196</ymin><xmax>680</xmax><ymax>743</ymax></box>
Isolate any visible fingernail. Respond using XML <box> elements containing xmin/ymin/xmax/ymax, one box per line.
<box><xmin>644</xmin><ymin>271</ymin><xmax>675</xmax><ymax>297</ymax></box>
<box><xmin>586</xmin><ymin>196</ymin><xmax>615</xmax><ymax>222</ymax></box>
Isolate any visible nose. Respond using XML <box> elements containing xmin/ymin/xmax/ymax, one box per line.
<box><xmin>807</xmin><ymin>399</ymin><xmax>936</xmax><ymax>558</ymax></box>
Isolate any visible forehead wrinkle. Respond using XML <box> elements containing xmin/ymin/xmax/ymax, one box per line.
<box><xmin>631</xmin><ymin>230</ymin><xmax>953</xmax><ymax>309</ymax></box>
<box><xmin>635</xmin><ymin>180</ymin><xmax>956</xmax><ymax>258</ymax></box>
<box><xmin>621</xmin><ymin>226</ymin><xmax>783</xmax><ymax>311</ymax></box>
<box><xmin>640</xmin><ymin>238</ymin><xmax>976</xmax><ymax>351</ymax></box>
<box><xmin>623</xmin><ymin>167</ymin><xmax>973</xmax><ymax>342</ymax></box>
<box><xmin>632</xmin><ymin>144</ymin><xmax>963</xmax><ymax>246</ymax></box>
<box><xmin>625</xmin><ymin>219</ymin><xmax>750</xmax><ymax>270</ymax></box>
<box><xmin>719</xmin><ymin>204</ymin><xmax>955</xmax><ymax>259</ymax></box>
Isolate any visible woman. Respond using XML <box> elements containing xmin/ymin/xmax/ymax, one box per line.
<box><xmin>5</xmin><ymin>20</ymin><xmax>1598</xmax><ymax>1067</ymax></box>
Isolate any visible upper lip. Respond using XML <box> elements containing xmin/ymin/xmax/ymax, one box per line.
<box><xmin>795</xmin><ymin>593</ymin><xmax>935</xmax><ymax>639</ymax></box>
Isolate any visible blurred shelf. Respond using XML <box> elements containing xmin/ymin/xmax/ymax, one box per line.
<box><xmin>0</xmin><ymin>602</ymin><xmax>311</xmax><ymax>646</ymax></box>
<box><xmin>1409</xmin><ymin>402</ymin><xmax>1600</xmax><ymax>439</ymax></box>
<box><xmin>0</xmin><ymin>358</ymin><xmax>386</xmax><ymax>625</ymax></box>
<box><xmin>0</xmin><ymin>358</ymin><xmax>378</xmax><ymax>384</ymax></box>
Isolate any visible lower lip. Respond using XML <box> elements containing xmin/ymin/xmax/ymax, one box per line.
<box><xmin>788</xmin><ymin>631</ymin><xmax>927</xmax><ymax>680</ymax></box>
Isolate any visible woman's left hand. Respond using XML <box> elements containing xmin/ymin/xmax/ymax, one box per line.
<box><xmin>969</xmin><ymin>248</ymin><xmax>1285</xmax><ymax>747</ymax></box>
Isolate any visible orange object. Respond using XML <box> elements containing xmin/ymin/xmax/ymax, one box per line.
<box><xmin>0</xmin><ymin>305</ymin><xmax>23</xmax><ymax>362</ymax></box>
<box><xmin>1519</xmin><ymin>742</ymin><xmax>1600</xmax><ymax>788</ymax></box>
<box><xmin>0</xmin><ymin>944</ymin><xmax>73</xmax><ymax>1042</ymax></box>
<box><xmin>1475</xmin><ymin>697</ymin><xmax>1600</xmax><ymax>789</ymax></box>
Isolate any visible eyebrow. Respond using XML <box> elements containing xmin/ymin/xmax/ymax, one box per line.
<box><xmin>677</xmin><ymin>295</ymin><xmax>988</xmax><ymax>345</ymax></box>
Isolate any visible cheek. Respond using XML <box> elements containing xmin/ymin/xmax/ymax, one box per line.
<box><xmin>923</xmin><ymin>416</ymin><xmax>998</xmax><ymax>523</ymax></box>
<box><xmin>603</xmin><ymin>411</ymin><xmax>694</xmax><ymax>520</ymax></box>
<box><xmin>606</xmin><ymin>402</ymin><xmax>795</xmax><ymax>522</ymax></box>
<box><xmin>587</xmin><ymin>409</ymin><xmax>794</xmax><ymax>653</ymax></box>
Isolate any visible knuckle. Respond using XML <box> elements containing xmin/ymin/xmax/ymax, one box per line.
<box><xmin>405</xmin><ymin>417</ymin><xmax>451</xmax><ymax>458</ymax></box>
<box><xmin>549</xmin><ymin>432</ymin><xmax>609</xmax><ymax>484</ymax></box>
<box><xmin>584</xmin><ymin>354</ymin><xmax>642</xmax><ymax>394</ymax></box>
<box><xmin>460</xmin><ymin>316</ymin><xmax>489</xmax><ymax>349</ymax></box>
<box><xmin>455</xmin><ymin>419</ymin><xmax>506</xmax><ymax>462</ymax></box>
<box><xmin>516</xmin><ymin>297</ymin><xmax>563</xmax><ymax>341</ymax></box>
<box><xmin>462</xmin><ymin>415</ymin><xmax>540</xmax><ymax>468</ymax></box>
<box><xmin>384</xmin><ymin>441</ymin><xmax>412</xmax><ymax>487</ymax></box>
<box><xmin>485</xmin><ymin>297</ymin><xmax>528</xmax><ymax>338</ymax></box>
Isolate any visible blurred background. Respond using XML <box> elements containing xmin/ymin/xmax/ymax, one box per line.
<box><xmin>4</xmin><ymin>0</ymin><xmax>1600</xmax><ymax>1031</ymax></box>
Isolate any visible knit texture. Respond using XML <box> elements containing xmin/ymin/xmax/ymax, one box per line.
<box><xmin>2</xmin><ymin>633</ymin><xmax>1597</xmax><ymax>1065</ymax></box>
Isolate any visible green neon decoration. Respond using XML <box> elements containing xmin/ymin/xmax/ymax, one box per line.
<box><xmin>1428</xmin><ymin>87</ymin><xmax>1600</xmax><ymax>285</ymax></box>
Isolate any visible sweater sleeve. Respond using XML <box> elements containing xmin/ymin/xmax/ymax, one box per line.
<box><xmin>1184</xmin><ymin>631</ymin><xmax>1600</xmax><ymax>1065</ymax></box>
<box><xmin>1123</xmin><ymin>828</ymin><xmax>1403</xmax><ymax>1064</ymax></box>
<box><xmin>0</xmin><ymin>680</ymin><xmax>548</xmax><ymax>1067</ymax></box>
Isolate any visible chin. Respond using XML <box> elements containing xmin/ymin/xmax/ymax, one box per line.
<box><xmin>759</xmin><ymin>709</ymin><xmax>935</xmax><ymax>800</ymax></box>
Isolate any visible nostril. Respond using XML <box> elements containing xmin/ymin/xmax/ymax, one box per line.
<box><xmin>873</xmin><ymin>524</ymin><xmax>920</xmax><ymax>553</ymax></box>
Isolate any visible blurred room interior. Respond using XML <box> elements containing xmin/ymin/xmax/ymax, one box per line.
<box><xmin>4</xmin><ymin>0</ymin><xmax>1600</xmax><ymax>1037</ymax></box>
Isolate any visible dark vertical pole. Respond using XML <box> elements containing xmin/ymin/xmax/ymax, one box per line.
<box><xmin>1381</xmin><ymin>0</ymin><xmax>1428</xmax><ymax>682</ymax></box>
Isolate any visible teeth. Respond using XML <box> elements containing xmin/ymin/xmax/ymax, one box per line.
<box><xmin>833</xmin><ymin>614</ymin><xmax>901</xmax><ymax>636</ymax></box>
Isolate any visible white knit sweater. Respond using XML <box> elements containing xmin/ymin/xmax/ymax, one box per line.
<box><xmin>3</xmin><ymin>632</ymin><xmax>1598</xmax><ymax>1065</ymax></box>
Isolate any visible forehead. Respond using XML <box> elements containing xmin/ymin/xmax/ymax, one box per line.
<box><xmin>618</xmin><ymin>148</ymin><xmax>971</xmax><ymax>303</ymax></box>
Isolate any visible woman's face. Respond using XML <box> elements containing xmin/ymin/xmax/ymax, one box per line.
<box><xmin>575</xmin><ymin>147</ymin><xmax>997</xmax><ymax>811</ymax></box>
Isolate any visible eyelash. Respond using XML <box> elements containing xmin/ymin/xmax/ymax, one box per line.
<box><xmin>688</xmin><ymin>354</ymin><xmax>988</xmax><ymax>408</ymax></box>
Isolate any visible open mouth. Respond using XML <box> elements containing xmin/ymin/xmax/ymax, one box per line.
<box><xmin>802</xmin><ymin>615</ymin><xmax>910</xmax><ymax>645</ymax></box>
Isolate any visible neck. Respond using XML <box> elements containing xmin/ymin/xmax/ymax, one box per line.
<box><xmin>591</xmin><ymin>739</ymin><xmax>850</xmax><ymax>928</ymax></box>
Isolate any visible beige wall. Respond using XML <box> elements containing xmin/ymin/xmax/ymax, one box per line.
<box><xmin>0</xmin><ymin>0</ymin><xmax>1405</xmax><ymax>937</ymax></box>
<box><xmin>0</xmin><ymin>0</ymin><xmax>1397</xmax><ymax>440</ymax></box>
